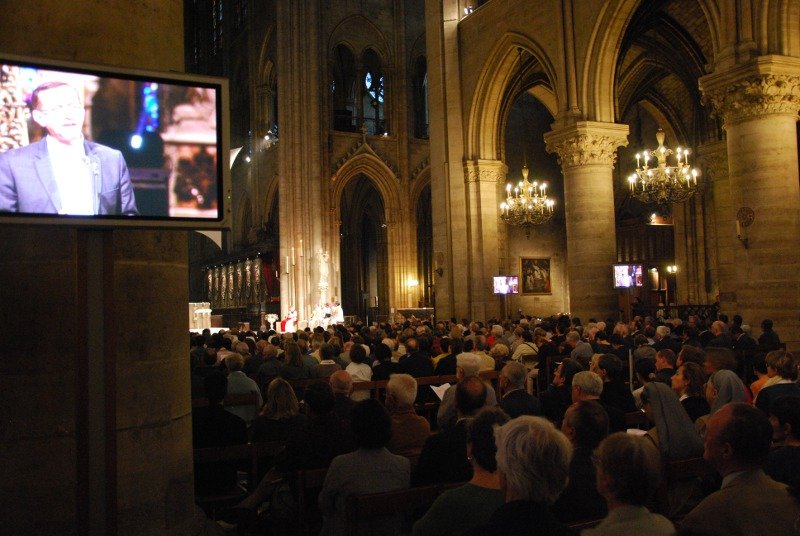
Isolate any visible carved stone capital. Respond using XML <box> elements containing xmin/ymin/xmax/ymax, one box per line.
<box><xmin>696</xmin><ymin>141</ymin><xmax>729</xmax><ymax>182</ymax></box>
<box><xmin>544</xmin><ymin>121</ymin><xmax>629</xmax><ymax>170</ymax></box>
<box><xmin>463</xmin><ymin>159</ymin><xmax>508</xmax><ymax>183</ymax></box>
<box><xmin>700</xmin><ymin>57</ymin><xmax>800</xmax><ymax>127</ymax></box>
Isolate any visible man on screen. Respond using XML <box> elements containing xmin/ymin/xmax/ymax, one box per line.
<box><xmin>0</xmin><ymin>81</ymin><xmax>138</xmax><ymax>216</ymax></box>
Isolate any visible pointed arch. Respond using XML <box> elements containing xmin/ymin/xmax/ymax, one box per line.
<box><xmin>582</xmin><ymin>0</ymin><xmax>642</xmax><ymax>122</ymax></box>
<box><xmin>466</xmin><ymin>32</ymin><xmax>559</xmax><ymax>161</ymax></box>
<box><xmin>331</xmin><ymin>152</ymin><xmax>401</xmax><ymax>220</ymax></box>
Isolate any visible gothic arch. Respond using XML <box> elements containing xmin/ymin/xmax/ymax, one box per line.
<box><xmin>410</xmin><ymin>165</ymin><xmax>431</xmax><ymax>216</ymax></box>
<box><xmin>466</xmin><ymin>32</ymin><xmax>559</xmax><ymax>161</ymax></box>
<box><xmin>328</xmin><ymin>15</ymin><xmax>392</xmax><ymax>65</ymax></box>
<box><xmin>582</xmin><ymin>0</ymin><xmax>642</xmax><ymax>121</ymax></box>
<box><xmin>331</xmin><ymin>152</ymin><xmax>415</xmax><ymax>308</ymax></box>
<box><xmin>331</xmin><ymin>152</ymin><xmax>401</xmax><ymax>220</ymax></box>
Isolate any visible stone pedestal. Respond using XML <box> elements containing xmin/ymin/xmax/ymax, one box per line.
<box><xmin>545</xmin><ymin>121</ymin><xmax>628</xmax><ymax>321</ymax></box>
<box><xmin>701</xmin><ymin>57</ymin><xmax>800</xmax><ymax>348</ymax></box>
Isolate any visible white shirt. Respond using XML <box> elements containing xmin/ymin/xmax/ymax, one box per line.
<box><xmin>46</xmin><ymin>136</ymin><xmax>95</xmax><ymax>215</ymax></box>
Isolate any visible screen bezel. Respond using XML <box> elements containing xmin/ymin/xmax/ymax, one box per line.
<box><xmin>0</xmin><ymin>53</ymin><xmax>231</xmax><ymax>230</ymax></box>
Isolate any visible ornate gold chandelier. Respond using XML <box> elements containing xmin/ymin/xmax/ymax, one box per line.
<box><xmin>627</xmin><ymin>129</ymin><xmax>700</xmax><ymax>209</ymax></box>
<box><xmin>499</xmin><ymin>162</ymin><xmax>555</xmax><ymax>237</ymax></box>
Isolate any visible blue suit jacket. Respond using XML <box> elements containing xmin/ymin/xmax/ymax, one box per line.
<box><xmin>0</xmin><ymin>138</ymin><xmax>138</xmax><ymax>215</ymax></box>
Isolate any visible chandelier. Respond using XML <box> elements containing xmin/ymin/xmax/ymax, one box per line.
<box><xmin>627</xmin><ymin>129</ymin><xmax>700</xmax><ymax>209</ymax></box>
<box><xmin>499</xmin><ymin>162</ymin><xmax>555</xmax><ymax>237</ymax></box>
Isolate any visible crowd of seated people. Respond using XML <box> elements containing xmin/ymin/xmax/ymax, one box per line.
<box><xmin>187</xmin><ymin>311</ymin><xmax>799</xmax><ymax>534</ymax></box>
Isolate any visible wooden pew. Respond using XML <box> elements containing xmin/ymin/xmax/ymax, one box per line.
<box><xmin>343</xmin><ymin>481</ymin><xmax>465</xmax><ymax>536</ymax></box>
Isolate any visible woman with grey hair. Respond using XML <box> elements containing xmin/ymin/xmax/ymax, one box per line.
<box><xmin>469</xmin><ymin>416</ymin><xmax>573</xmax><ymax>535</ymax></box>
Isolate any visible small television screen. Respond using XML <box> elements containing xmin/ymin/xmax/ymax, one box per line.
<box><xmin>0</xmin><ymin>53</ymin><xmax>229</xmax><ymax>229</ymax></box>
<box><xmin>493</xmin><ymin>276</ymin><xmax>519</xmax><ymax>295</ymax></box>
<box><xmin>613</xmin><ymin>264</ymin><xmax>643</xmax><ymax>288</ymax></box>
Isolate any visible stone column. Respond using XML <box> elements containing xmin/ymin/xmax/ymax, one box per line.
<box><xmin>277</xmin><ymin>0</ymin><xmax>322</xmax><ymax>321</ymax></box>
<box><xmin>544</xmin><ymin>121</ymin><xmax>628</xmax><ymax>321</ymax></box>
<box><xmin>700</xmin><ymin>58</ymin><xmax>800</xmax><ymax>348</ymax></box>
<box><xmin>697</xmin><ymin>141</ymin><xmax>731</xmax><ymax>309</ymax></box>
<box><xmin>463</xmin><ymin>159</ymin><xmax>507</xmax><ymax>321</ymax></box>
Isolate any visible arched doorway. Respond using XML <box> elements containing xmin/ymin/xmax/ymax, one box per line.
<box><xmin>339</xmin><ymin>174</ymin><xmax>389</xmax><ymax>320</ymax></box>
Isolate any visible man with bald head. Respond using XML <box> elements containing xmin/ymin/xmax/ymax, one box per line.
<box><xmin>329</xmin><ymin>370</ymin><xmax>354</xmax><ymax>423</ymax></box>
<box><xmin>437</xmin><ymin>352</ymin><xmax>497</xmax><ymax>428</ymax></box>
<box><xmin>414</xmin><ymin>376</ymin><xmax>488</xmax><ymax>486</ymax></box>
<box><xmin>499</xmin><ymin>361</ymin><xmax>542</xmax><ymax>418</ymax></box>
<box><xmin>706</xmin><ymin>320</ymin><xmax>733</xmax><ymax>349</ymax></box>
<box><xmin>681</xmin><ymin>403</ymin><xmax>800</xmax><ymax>534</ymax></box>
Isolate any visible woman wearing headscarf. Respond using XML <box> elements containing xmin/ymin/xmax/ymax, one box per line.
<box><xmin>641</xmin><ymin>382</ymin><xmax>704</xmax><ymax>460</ymax></box>
<box><xmin>695</xmin><ymin>368</ymin><xmax>749</xmax><ymax>439</ymax></box>
<box><xmin>641</xmin><ymin>381</ymin><xmax>705</xmax><ymax>521</ymax></box>
<box><xmin>706</xmin><ymin>369</ymin><xmax>748</xmax><ymax>415</ymax></box>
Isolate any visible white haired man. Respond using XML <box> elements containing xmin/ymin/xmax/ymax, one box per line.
<box><xmin>436</xmin><ymin>353</ymin><xmax>497</xmax><ymax>428</ymax></box>
<box><xmin>470</xmin><ymin>416</ymin><xmax>574</xmax><ymax>535</ymax></box>
<box><xmin>385</xmin><ymin>373</ymin><xmax>430</xmax><ymax>456</ymax></box>
<box><xmin>571</xmin><ymin>371</ymin><xmax>626</xmax><ymax>433</ymax></box>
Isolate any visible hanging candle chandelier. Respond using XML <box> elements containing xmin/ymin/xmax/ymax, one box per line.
<box><xmin>627</xmin><ymin>129</ymin><xmax>700</xmax><ymax>210</ymax></box>
<box><xmin>499</xmin><ymin>162</ymin><xmax>555</xmax><ymax>238</ymax></box>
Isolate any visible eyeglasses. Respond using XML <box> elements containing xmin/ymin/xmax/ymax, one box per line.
<box><xmin>36</xmin><ymin>103</ymin><xmax>83</xmax><ymax>114</ymax></box>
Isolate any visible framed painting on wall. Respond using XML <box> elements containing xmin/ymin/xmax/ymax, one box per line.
<box><xmin>520</xmin><ymin>258</ymin><xmax>551</xmax><ymax>295</ymax></box>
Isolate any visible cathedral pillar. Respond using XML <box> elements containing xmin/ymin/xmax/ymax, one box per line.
<box><xmin>276</xmin><ymin>0</ymin><xmax>324</xmax><ymax>322</ymax></box>
<box><xmin>463</xmin><ymin>159</ymin><xmax>507</xmax><ymax>321</ymax></box>
<box><xmin>700</xmin><ymin>58</ymin><xmax>800</xmax><ymax>346</ymax></box>
<box><xmin>696</xmin><ymin>141</ymin><xmax>731</xmax><ymax>309</ymax></box>
<box><xmin>544</xmin><ymin>121</ymin><xmax>629</xmax><ymax>321</ymax></box>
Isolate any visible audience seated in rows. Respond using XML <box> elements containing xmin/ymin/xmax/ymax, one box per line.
<box><xmin>412</xmin><ymin>407</ymin><xmax>509</xmax><ymax>536</ymax></box>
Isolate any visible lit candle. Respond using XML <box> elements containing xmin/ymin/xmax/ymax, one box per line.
<box><xmin>291</xmin><ymin>247</ymin><xmax>295</xmax><ymax>266</ymax></box>
<box><xmin>636</xmin><ymin>153</ymin><xmax>641</xmax><ymax>167</ymax></box>
<box><xmin>285</xmin><ymin>255</ymin><xmax>289</xmax><ymax>274</ymax></box>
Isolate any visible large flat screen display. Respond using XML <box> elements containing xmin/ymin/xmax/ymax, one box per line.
<box><xmin>493</xmin><ymin>276</ymin><xmax>519</xmax><ymax>295</ymax></box>
<box><xmin>0</xmin><ymin>54</ymin><xmax>229</xmax><ymax>228</ymax></box>
<box><xmin>613</xmin><ymin>264</ymin><xmax>644</xmax><ymax>289</ymax></box>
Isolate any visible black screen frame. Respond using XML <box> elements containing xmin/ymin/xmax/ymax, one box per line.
<box><xmin>0</xmin><ymin>53</ymin><xmax>231</xmax><ymax>230</ymax></box>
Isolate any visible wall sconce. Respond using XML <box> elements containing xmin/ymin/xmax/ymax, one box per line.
<box><xmin>666</xmin><ymin>265</ymin><xmax>678</xmax><ymax>274</ymax></box>
<box><xmin>736</xmin><ymin>207</ymin><xmax>754</xmax><ymax>249</ymax></box>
